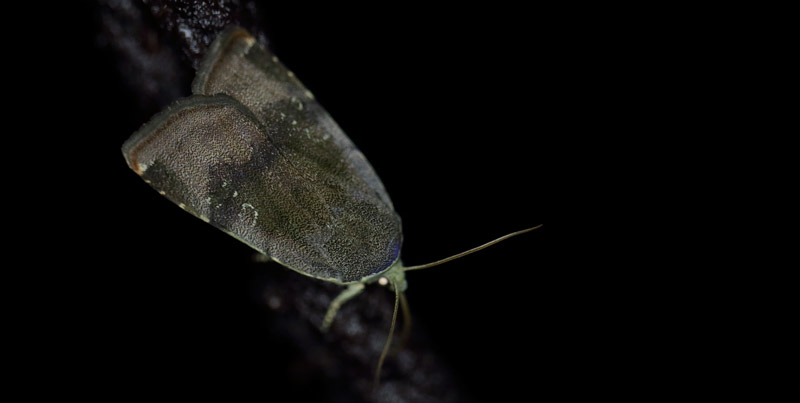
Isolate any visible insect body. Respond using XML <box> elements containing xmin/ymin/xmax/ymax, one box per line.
<box><xmin>122</xmin><ymin>27</ymin><xmax>539</xmax><ymax>384</ymax></box>
<box><xmin>124</xmin><ymin>28</ymin><xmax>402</xmax><ymax>287</ymax></box>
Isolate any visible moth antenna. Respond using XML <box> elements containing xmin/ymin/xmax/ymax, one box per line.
<box><xmin>374</xmin><ymin>278</ymin><xmax>401</xmax><ymax>389</ymax></box>
<box><xmin>398</xmin><ymin>290</ymin><xmax>412</xmax><ymax>348</ymax></box>
<box><xmin>403</xmin><ymin>224</ymin><xmax>543</xmax><ymax>271</ymax></box>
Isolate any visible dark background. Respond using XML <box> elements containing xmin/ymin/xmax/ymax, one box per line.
<box><xmin>21</xmin><ymin>2</ymin><xmax>643</xmax><ymax>402</ymax></box>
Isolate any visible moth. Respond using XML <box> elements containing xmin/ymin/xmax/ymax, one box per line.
<box><xmin>122</xmin><ymin>27</ymin><xmax>539</xmax><ymax>383</ymax></box>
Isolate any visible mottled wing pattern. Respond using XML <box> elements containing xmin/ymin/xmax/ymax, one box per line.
<box><xmin>193</xmin><ymin>28</ymin><xmax>395</xmax><ymax>209</ymax></box>
<box><xmin>123</xmin><ymin>95</ymin><xmax>281</xmax><ymax>252</ymax></box>
<box><xmin>123</xmin><ymin>29</ymin><xmax>402</xmax><ymax>283</ymax></box>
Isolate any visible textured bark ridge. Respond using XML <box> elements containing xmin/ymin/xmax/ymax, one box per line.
<box><xmin>96</xmin><ymin>0</ymin><xmax>266</xmax><ymax>113</ymax></box>
<box><xmin>96</xmin><ymin>1</ymin><xmax>467</xmax><ymax>401</ymax></box>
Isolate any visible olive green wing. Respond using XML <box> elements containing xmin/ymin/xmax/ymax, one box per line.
<box><xmin>190</xmin><ymin>27</ymin><xmax>402</xmax><ymax>282</ymax></box>
<box><xmin>193</xmin><ymin>27</ymin><xmax>396</xmax><ymax>211</ymax></box>
<box><xmin>122</xmin><ymin>94</ymin><xmax>400</xmax><ymax>283</ymax></box>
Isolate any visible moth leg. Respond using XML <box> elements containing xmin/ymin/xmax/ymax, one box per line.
<box><xmin>321</xmin><ymin>283</ymin><xmax>365</xmax><ymax>332</ymax></box>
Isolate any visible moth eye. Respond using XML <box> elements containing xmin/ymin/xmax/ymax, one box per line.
<box><xmin>378</xmin><ymin>277</ymin><xmax>389</xmax><ymax>286</ymax></box>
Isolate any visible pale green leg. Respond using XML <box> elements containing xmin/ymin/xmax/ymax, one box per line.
<box><xmin>321</xmin><ymin>283</ymin><xmax>365</xmax><ymax>332</ymax></box>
